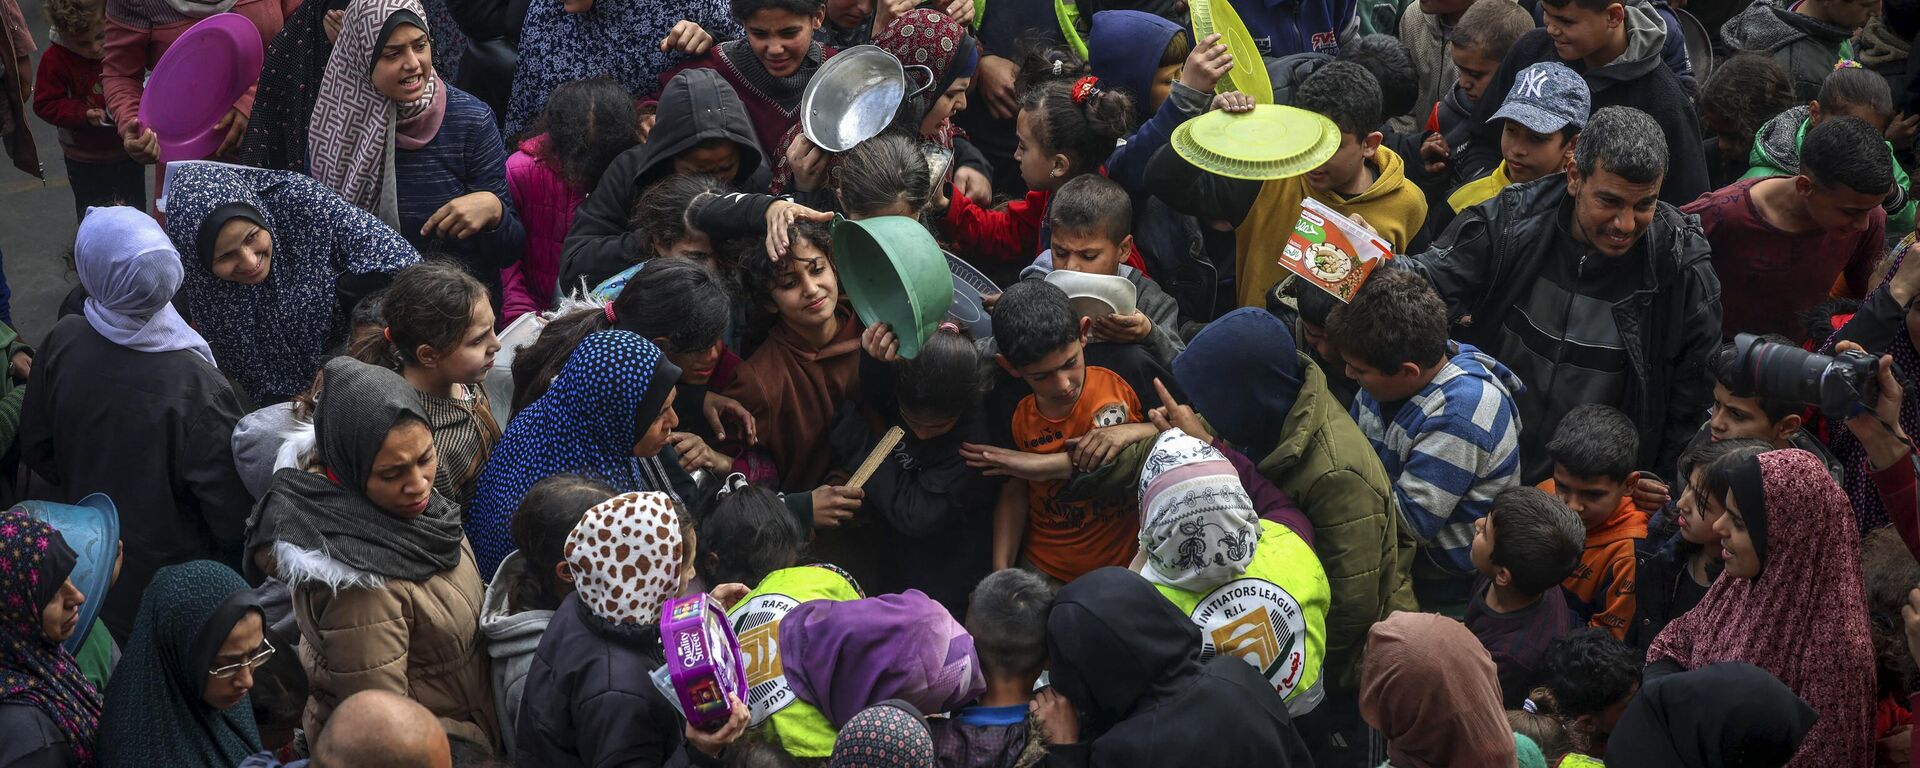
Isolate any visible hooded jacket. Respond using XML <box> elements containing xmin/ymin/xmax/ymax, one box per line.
<box><xmin>1044</xmin><ymin>568</ymin><xmax>1314</xmax><ymax>767</ymax></box>
<box><xmin>1456</xmin><ymin>6</ymin><xmax>1708</xmax><ymax>206</ymax></box>
<box><xmin>558</xmin><ymin>68</ymin><xmax>767</xmax><ymax>294</ymax></box>
<box><xmin>1741</xmin><ymin>105</ymin><xmax>1915</xmax><ymax>236</ymax></box>
<box><xmin>721</xmin><ymin>305</ymin><xmax>863</xmax><ymax>492</ymax></box>
<box><xmin>1855</xmin><ymin>15</ymin><xmax>1915</xmax><ymax>103</ymax></box>
<box><xmin>1399</xmin><ymin>173</ymin><xmax>1721</xmax><ymax>484</ymax></box>
<box><xmin>502</xmin><ymin>135</ymin><xmax>582</xmax><ymax>323</ymax></box>
<box><xmin>480</xmin><ymin>552</ymin><xmax>550</xmax><ymax>757</ymax></box>
<box><xmin>514</xmin><ymin>592</ymin><xmax>691</xmax><ymax>768</ymax></box>
<box><xmin>1721</xmin><ymin>0</ymin><xmax>1854</xmax><ymax>102</ymax></box>
<box><xmin>1546</xmin><ymin>488</ymin><xmax>1647</xmax><ymax>640</ymax></box>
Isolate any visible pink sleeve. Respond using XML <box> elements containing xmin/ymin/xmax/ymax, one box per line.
<box><xmin>100</xmin><ymin>19</ymin><xmax>149</xmax><ymax>128</ymax></box>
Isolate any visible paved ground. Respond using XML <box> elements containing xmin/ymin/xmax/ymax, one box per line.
<box><xmin>0</xmin><ymin>0</ymin><xmax>150</xmax><ymax>347</ymax></box>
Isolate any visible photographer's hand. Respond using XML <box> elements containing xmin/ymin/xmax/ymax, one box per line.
<box><xmin>1837</xmin><ymin>340</ymin><xmax>1911</xmax><ymax>471</ymax></box>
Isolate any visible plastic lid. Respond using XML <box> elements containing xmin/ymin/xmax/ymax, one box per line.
<box><xmin>1171</xmin><ymin>105</ymin><xmax>1342</xmax><ymax>180</ymax></box>
<box><xmin>1190</xmin><ymin>0</ymin><xmax>1273</xmax><ymax>104</ymax></box>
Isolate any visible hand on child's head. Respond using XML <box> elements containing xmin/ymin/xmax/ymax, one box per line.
<box><xmin>1211</xmin><ymin>91</ymin><xmax>1255</xmax><ymax>113</ymax></box>
<box><xmin>1181</xmin><ymin>33</ymin><xmax>1234</xmax><ymax>93</ymax></box>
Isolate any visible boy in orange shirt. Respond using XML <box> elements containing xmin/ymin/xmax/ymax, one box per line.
<box><xmin>1539</xmin><ymin>404</ymin><xmax>1648</xmax><ymax>641</ymax></box>
<box><xmin>965</xmin><ymin>280</ymin><xmax>1159</xmax><ymax>584</ymax></box>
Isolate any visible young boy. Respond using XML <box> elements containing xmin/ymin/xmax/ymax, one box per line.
<box><xmin>927</xmin><ymin>569</ymin><xmax>1053</xmax><ymax>768</ymax></box>
<box><xmin>1439</xmin><ymin>0</ymin><xmax>1536</xmax><ymax>151</ymax></box>
<box><xmin>1722</xmin><ymin>0</ymin><xmax>1873</xmax><ymax>102</ymax></box>
<box><xmin>1685</xmin><ymin>116</ymin><xmax>1887</xmax><ymax>343</ymax></box>
<box><xmin>1742</xmin><ymin>65</ymin><xmax>1914</xmax><ymax>238</ymax></box>
<box><xmin>1464</xmin><ymin>486</ymin><xmax>1586</xmax><ymax>707</ymax></box>
<box><xmin>1027</xmin><ymin>174</ymin><xmax>1185</xmax><ymax>368</ymax></box>
<box><xmin>1150</xmin><ymin>61</ymin><xmax>1428</xmax><ymax>308</ymax></box>
<box><xmin>1699</xmin><ymin>53</ymin><xmax>1796</xmax><ymax>190</ymax></box>
<box><xmin>32</xmin><ymin>0</ymin><xmax>143</xmax><ymax>220</ymax></box>
<box><xmin>1274</xmin><ymin>282</ymin><xmax>1361</xmax><ymax>410</ymax></box>
<box><xmin>1446</xmin><ymin>62</ymin><xmax>1589</xmax><ymax>215</ymax></box>
<box><xmin>1542</xmin><ymin>404</ymin><xmax>1648</xmax><ymax>641</ymax></box>
<box><xmin>977</xmin><ymin>280</ymin><xmax>1159</xmax><ymax>584</ymax></box>
<box><xmin>1326</xmin><ymin>268</ymin><xmax>1524</xmax><ymax>608</ymax></box>
<box><xmin>1700</xmin><ymin>339</ymin><xmax>1844</xmax><ymax>477</ymax></box>
<box><xmin>1458</xmin><ymin>0</ymin><xmax>1709</xmax><ymax>205</ymax></box>
<box><xmin>1397</xmin><ymin>0</ymin><xmax>1476</xmax><ymax>134</ymax></box>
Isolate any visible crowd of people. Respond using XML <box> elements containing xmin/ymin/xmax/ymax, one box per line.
<box><xmin>0</xmin><ymin>0</ymin><xmax>1917</xmax><ymax>763</ymax></box>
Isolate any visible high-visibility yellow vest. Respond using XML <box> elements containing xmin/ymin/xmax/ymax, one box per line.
<box><xmin>727</xmin><ymin>565</ymin><xmax>862</xmax><ymax>758</ymax></box>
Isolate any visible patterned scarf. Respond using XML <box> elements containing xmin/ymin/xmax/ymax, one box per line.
<box><xmin>307</xmin><ymin>0</ymin><xmax>443</xmax><ymax>227</ymax></box>
<box><xmin>829</xmin><ymin>701</ymin><xmax>936</xmax><ymax>768</ymax></box>
<box><xmin>0</xmin><ymin>510</ymin><xmax>102</xmax><ymax>767</ymax></box>
<box><xmin>1136</xmin><ymin>428</ymin><xmax>1260</xmax><ymax>592</ymax></box>
<box><xmin>1644</xmin><ymin>449</ymin><xmax>1876</xmax><ymax>767</ymax></box>
<box><xmin>565</xmin><ymin>492</ymin><xmax>683</xmax><ymax>625</ymax></box>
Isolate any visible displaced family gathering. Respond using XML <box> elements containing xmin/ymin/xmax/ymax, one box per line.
<box><xmin>0</xmin><ymin>0</ymin><xmax>1918</xmax><ymax>763</ymax></box>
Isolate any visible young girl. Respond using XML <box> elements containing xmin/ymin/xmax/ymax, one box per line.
<box><xmin>479</xmin><ymin>473</ymin><xmax>614</xmax><ymax>755</ymax></box>
<box><xmin>697</xmin><ymin>485</ymin><xmax>807</xmax><ymax>590</ymax></box>
<box><xmin>559</xmin><ymin>171</ymin><xmax>727</xmax><ymax>294</ymax></box>
<box><xmin>723</xmin><ymin>220</ymin><xmax>863</xmax><ymax>497</ymax></box>
<box><xmin>350</xmin><ymin>262</ymin><xmax>504</xmax><ymax>505</ymax></box>
<box><xmin>1525</xmin><ymin>629</ymin><xmax>1642</xmax><ymax>757</ymax></box>
<box><xmin>502</xmin><ymin>77</ymin><xmax>640</xmax><ymax>323</ymax></box>
<box><xmin>938</xmin><ymin>54</ymin><xmax>1142</xmax><ymax>282</ymax></box>
<box><xmin>1626</xmin><ymin>438</ymin><xmax>1770</xmax><ymax>653</ymax></box>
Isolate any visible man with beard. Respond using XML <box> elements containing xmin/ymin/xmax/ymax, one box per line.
<box><xmin>1396</xmin><ymin>106</ymin><xmax>1720</xmax><ymax>486</ymax></box>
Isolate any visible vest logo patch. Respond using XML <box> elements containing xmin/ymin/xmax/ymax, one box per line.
<box><xmin>1192</xmin><ymin>578</ymin><xmax>1309</xmax><ymax>697</ymax></box>
<box><xmin>731</xmin><ymin>593</ymin><xmax>800</xmax><ymax>724</ymax></box>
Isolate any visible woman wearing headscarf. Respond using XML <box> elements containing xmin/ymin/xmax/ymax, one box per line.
<box><xmin>12</xmin><ymin>496</ymin><xmax>123</xmax><ymax>691</ymax></box>
<box><xmin>0</xmin><ymin>509</ymin><xmax>101</xmax><ymax>768</ymax></box>
<box><xmin>244</xmin><ymin>357</ymin><xmax>496</xmax><ymax>746</ymax></box>
<box><xmin>159</xmin><ymin>161</ymin><xmax>420</xmax><ymax>405</ymax></box>
<box><xmin>1035</xmin><ymin>567</ymin><xmax>1312</xmax><ymax>766</ymax></box>
<box><xmin>1131</xmin><ymin>427</ymin><xmax>1331</xmax><ymax>718</ymax></box>
<box><xmin>1645</xmin><ymin>448</ymin><xmax>1877</xmax><ymax>767</ymax></box>
<box><xmin>465</xmin><ymin>330</ymin><xmax>687</xmax><ymax>578</ymax></box>
<box><xmin>306</xmin><ymin>0</ymin><xmax>522</xmax><ymax>297</ymax></box>
<box><xmin>515</xmin><ymin>491</ymin><xmax>750</xmax><ymax>766</ymax></box>
<box><xmin>96</xmin><ymin>561</ymin><xmax>266</xmax><ymax>766</ymax></box>
<box><xmin>1605</xmin><ymin>662</ymin><xmax>1817</xmax><ymax>768</ymax></box>
<box><xmin>21</xmin><ymin>206</ymin><xmax>255</xmax><ymax>644</ymax></box>
<box><xmin>102</xmin><ymin>0</ymin><xmax>294</xmax><ymax>173</ymax></box>
<box><xmin>1359</xmin><ymin>611</ymin><xmax>1518</xmax><ymax>767</ymax></box>
<box><xmin>503</xmin><ymin>0</ymin><xmax>735</xmax><ymax>136</ymax></box>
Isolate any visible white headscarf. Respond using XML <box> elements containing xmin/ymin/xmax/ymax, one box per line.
<box><xmin>74</xmin><ymin>206</ymin><xmax>215</xmax><ymax>366</ymax></box>
<box><xmin>1136</xmin><ymin>428</ymin><xmax>1260</xmax><ymax>592</ymax></box>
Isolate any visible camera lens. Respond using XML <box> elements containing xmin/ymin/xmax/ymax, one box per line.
<box><xmin>1733</xmin><ymin>333</ymin><xmax>1828</xmax><ymax>410</ymax></box>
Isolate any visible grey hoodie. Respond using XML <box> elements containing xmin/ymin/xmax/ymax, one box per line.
<box><xmin>1587</xmin><ymin>0</ymin><xmax>1671</xmax><ymax>92</ymax></box>
<box><xmin>1721</xmin><ymin>0</ymin><xmax>1853</xmax><ymax>101</ymax></box>
<box><xmin>479</xmin><ymin>551</ymin><xmax>553</xmax><ymax>756</ymax></box>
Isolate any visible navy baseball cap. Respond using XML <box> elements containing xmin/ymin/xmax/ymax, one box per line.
<box><xmin>1489</xmin><ymin>62</ymin><xmax>1590</xmax><ymax>134</ymax></box>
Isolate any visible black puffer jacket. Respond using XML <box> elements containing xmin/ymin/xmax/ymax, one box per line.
<box><xmin>1720</xmin><ymin>0</ymin><xmax>1854</xmax><ymax>102</ymax></box>
<box><xmin>1043</xmin><ymin>568</ymin><xmax>1314</xmax><ymax>768</ymax></box>
<box><xmin>1399</xmin><ymin>174</ymin><xmax>1721</xmax><ymax>481</ymax></box>
<box><xmin>557</xmin><ymin>68</ymin><xmax>769</xmax><ymax>295</ymax></box>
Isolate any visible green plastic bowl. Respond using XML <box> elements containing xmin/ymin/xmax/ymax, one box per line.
<box><xmin>831</xmin><ymin>216</ymin><xmax>954</xmax><ymax>359</ymax></box>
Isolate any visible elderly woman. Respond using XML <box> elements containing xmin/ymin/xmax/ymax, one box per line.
<box><xmin>244</xmin><ymin>357</ymin><xmax>496</xmax><ymax>746</ymax></box>
<box><xmin>159</xmin><ymin>161</ymin><xmax>418</xmax><ymax>405</ymax></box>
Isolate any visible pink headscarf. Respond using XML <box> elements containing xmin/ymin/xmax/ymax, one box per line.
<box><xmin>1646</xmin><ymin>448</ymin><xmax>1875</xmax><ymax>767</ymax></box>
<box><xmin>1359</xmin><ymin>612</ymin><xmax>1516</xmax><ymax>768</ymax></box>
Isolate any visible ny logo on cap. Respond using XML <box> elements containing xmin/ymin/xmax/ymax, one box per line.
<box><xmin>1515</xmin><ymin>67</ymin><xmax>1553</xmax><ymax>99</ymax></box>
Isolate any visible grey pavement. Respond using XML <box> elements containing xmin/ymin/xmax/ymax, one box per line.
<box><xmin>0</xmin><ymin>0</ymin><xmax>151</xmax><ymax>347</ymax></box>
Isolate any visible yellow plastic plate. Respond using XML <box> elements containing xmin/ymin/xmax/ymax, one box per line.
<box><xmin>1171</xmin><ymin>105</ymin><xmax>1342</xmax><ymax>180</ymax></box>
<box><xmin>1190</xmin><ymin>0</ymin><xmax>1274</xmax><ymax>104</ymax></box>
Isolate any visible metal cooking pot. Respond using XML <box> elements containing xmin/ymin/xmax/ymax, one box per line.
<box><xmin>801</xmin><ymin>45</ymin><xmax>934</xmax><ymax>152</ymax></box>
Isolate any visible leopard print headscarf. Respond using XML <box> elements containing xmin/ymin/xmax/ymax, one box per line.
<box><xmin>565</xmin><ymin>492</ymin><xmax>684</xmax><ymax>625</ymax></box>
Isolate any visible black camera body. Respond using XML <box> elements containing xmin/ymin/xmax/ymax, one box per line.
<box><xmin>1730</xmin><ymin>333</ymin><xmax>1879</xmax><ymax>419</ymax></box>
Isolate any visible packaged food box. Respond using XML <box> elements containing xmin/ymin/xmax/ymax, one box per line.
<box><xmin>1280</xmin><ymin>198</ymin><xmax>1394</xmax><ymax>303</ymax></box>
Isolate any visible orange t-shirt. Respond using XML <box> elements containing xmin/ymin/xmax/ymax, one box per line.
<box><xmin>1012</xmin><ymin>366</ymin><xmax>1144</xmax><ymax>582</ymax></box>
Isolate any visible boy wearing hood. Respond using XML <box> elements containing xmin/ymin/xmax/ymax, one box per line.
<box><xmin>559</xmin><ymin>68</ymin><xmax>767</xmax><ymax>293</ymax></box>
<box><xmin>1031</xmin><ymin>567</ymin><xmax>1316</xmax><ymax>767</ymax></box>
<box><xmin>1326</xmin><ymin>268</ymin><xmax>1524</xmax><ymax>610</ymax></box>
<box><xmin>1721</xmin><ymin>0</ymin><xmax>1871</xmax><ymax>102</ymax></box>
<box><xmin>1454</xmin><ymin>0</ymin><xmax>1708</xmax><ymax>206</ymax></box>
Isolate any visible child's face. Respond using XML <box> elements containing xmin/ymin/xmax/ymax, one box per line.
<box><xmin>1342</xmin><ymin>355</ymin><xmax>1427</xmax><ymax>404</ymax></box>
<box><xmin>1449</xmin><ymin>44</ymin><xmax>1501</xmax><ymax>103</ymax></box>
<box><xmin>673</xmin><ymin>138</ymin><xmax>741</xmax><ymax>180</ymax></box>
<box><xmin>1002</xmin><ymin>332</ymin><xmax>1091</xmax><ymax>413</ymax></box>
<box><xmin>1499</xmin><ymin>121</ymin><xmax>1573</xmax><ymax>183</ymax></box>
<box><xmin>657</xmin><ymin>229</ymin><xmax>717</xmax><ymax>273</ymax></box>
<box><xmin>1542</xmin><ymin>2</ymin><xmax>1621</xmax><ymax>64</ymax></box>
<box><xmin>1049</xmin><ymin>228</ymin><xmax>1130</xmax><ymax>276</ymax></box>
<box><xmin>1703</xmin><ymin>108</ymin><xmax>1757</xmax><ymax>165</ymax></box>
<box><xmin>661</xmin><ymin>337</ymin><xmax>724</xmax><ymax>386</ymax></box>
<box><xmin>766</xmin><ymin>238</ymin><xmax>841</xmax><ymax>330</ymax></box>
<box><xmin>1151</xmin><ymin>61</ymin><xmax>1182</xmax><ymax>115</ymax></box>
<box><xmin>1817</xmin><ymin>0</ymin><xmax>1878</xmax><ymax>30</ymax></box>
<box><xmin>743</xmin><ymin>7</ymin><xmax>823</xmax><ymax>78</ymax></box>
<box><xmin>1712</xmin><ymin>490</ymin><xmax>1761</xmax><ymax>579</ymax></box>
<box><xmin>1305</xmin><ymin>132</ymin><xmax>1378</xmax><ymax>195</ymax></box>
<box><xmin>1797</xmin><ymin>176</ymin><xmax>1887</xmax><ymax>236</ymax></box>
<box><xmin>1470</xmin><ymin>511</ymin><xmax>1499</xmax><ymax>578</ymax></box>
<box><xmin>1674</xmin><ymin>466</ymin><xmax>1725</xmax><ymax>546</ymax></box>
<box><xmin>1709</xmin><ymin>383</ymin><xmax>1798</xmax><ymax>447</ymax></box>
<box><xmin>1552</xmin><ymin>467</ymin><xmax>1629</xmax><ymax>528</ymax></box>
<box><xmin>67</xmin><ymin>22</ymin><xmax>105</xmax><ymax>58</ymax></box>
<box><xmin>1015</xmin><ymin>109</ymin><xmax>1064</xmax><ymax>191</ymax></box>
<box><xmin>824</xmin><ymin>0</ymin><xmax>872</xmax><ymax>30</ymax></box>
<box><xmin>427</xmin><ymin>296</ymin><xmax>501</xmax><ymax>386</ymax></box>
<box><xmin>1300</xmin><ymin>321</ymin><xmax>1342</xmax><ymax>366</ymax></box>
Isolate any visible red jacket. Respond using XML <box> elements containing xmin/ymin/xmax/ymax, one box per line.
<box><xmin>941</xmin><ymin>186</ymin><xmax>1148</xmax><ymax>273</ymax></box>
<box><xmin>33</xmin><ymin>41</ymin><xmax>124</xmax><ymax>163</ymax></box>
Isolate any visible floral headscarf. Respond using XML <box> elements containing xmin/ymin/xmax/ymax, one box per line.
<box><xmin>565</xmin><ymin>492</ymin><xmax>683</xmax><ymax>625</ymax></box>
<box><xmin>0</xmin><ymin>509</ymin><xmax>102</xmax><ymax>766</ymax></box>
<box><xmin>1136</xmin><ymin>428</ymin><xmax>1260</xmax><ymax>592</ymax></box>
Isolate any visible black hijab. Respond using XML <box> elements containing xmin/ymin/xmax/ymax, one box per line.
<box><xmin>245</xmin><ymin>357</ymin><xmax>466</xmax><ymax>583</ymax></box>
<box><xmin>1605</xmin><ymin>662</ymin><xmax>1816</xmax><ymax>768</ymax></box>
<box><xmin>1729</xmin><ymin>455</ymin><xmax>1770</xmax><ymax>578</ymax></box>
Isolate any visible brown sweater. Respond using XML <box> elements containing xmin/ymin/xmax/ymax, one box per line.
<box><xmin>724</xmin><ymin>305</ymin><xmax>863</xmax><ymax>492</ymax></box>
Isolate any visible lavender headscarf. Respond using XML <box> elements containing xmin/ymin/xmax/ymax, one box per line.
<box><xmin>74</xmin><ymin>206</ymin><xmax>215</xmax><ymax>366</ymax></box>
<box><xmin>779</xmin><ymin>590</ymin><xmax>984</xmax><ymax>727</ymax></box>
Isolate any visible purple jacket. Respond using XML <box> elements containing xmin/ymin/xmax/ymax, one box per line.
<box><xmin>502</xmin><ymin>135</ymin><xmax>583</xmax><ymax>323</ymax></box>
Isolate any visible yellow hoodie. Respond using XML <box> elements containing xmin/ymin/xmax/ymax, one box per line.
<box><xmin>1233</xmin><ymin>144</ymin><xmax>1428</xmax><ymax>308</ymax></box>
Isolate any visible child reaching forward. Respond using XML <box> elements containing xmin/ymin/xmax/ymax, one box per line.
<box><xmin>962</xmin><ymin>280</ymin><xmax>1159</xmax><ymax>584</ymax></box>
